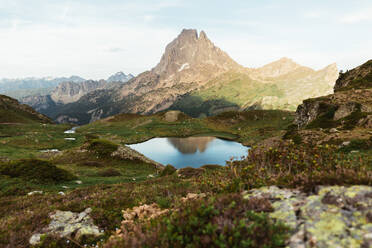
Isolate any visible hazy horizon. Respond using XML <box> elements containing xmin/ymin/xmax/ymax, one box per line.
<box><xmin>1</xmin><ymin>0</ymin><xmax>371</xmax><ymax>80</ymax></box>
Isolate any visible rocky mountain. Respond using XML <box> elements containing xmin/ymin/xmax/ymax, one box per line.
<box><xmin>170</xmin><ymin>58</ymin><xmax>338</xmax><ymax>117</ymax></box>
<box><xmin>50</xmin><ymin>80</ymin><xmax>108</xmax><ymax>104</ymax></box>
<box><xmin>0</xmin><ymin>95</ymin><xmax>52</xmax><ymax>124</ymax></box>
<box><xmin>0</xmin><ymin>76</ymin><xmax>86</xmax><ymax>99</ymax></box>
<box><xmin>295</xmin><ymin>59</ymin><xmax>372</xmax><ymax>129</ymax></box>
<box><xmin>107</xmin><ymin>72</ymin><xmax>134</xmax><ymax>83</ymax></box>
<box><xmin>24</xmin><ymin>29</ymin><xmax>338</xmax><ymax>124</ymax></box>
<box><xmin>288</xmin><ymin>60</ymin><xmax>372</xmax><ymax>145</ymax></box>
<box><xmin>21</xmin><ymin>79</ymin><xmax>115</xmax><ymax>115</ymax></box>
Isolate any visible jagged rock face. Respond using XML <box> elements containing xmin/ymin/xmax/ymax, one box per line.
<box><xmin>51</xmin><ymin>80</ymin><xmax>107</xmax><ymax>104</ymax></box>
<box><xmin>153</xmin><ymin>29</ymin><xmax>242</xmax><ymax>78</ymax></box>
<box><xmin>295</xmin><ymin>60</ymin><xmax>372</xmax><ymax>128</ymax></box>
<box><xmin>115</xmin><ymin>29</ymin><xmax>243</xmax><ymax>114</ymax></box>
<box><xmin>107</xmin><ymin>72</ymin><xmax>134</xmax><ymax>83</ymax></box>
<box><xmin>334</xmin><ymin>60</ymin><xmax>372</xmax><ymax>92</ymax></box>
<box><xmin>21</xmin><ymin>95</ymin><xmax>56</xmax><ymax>112</ymax></box>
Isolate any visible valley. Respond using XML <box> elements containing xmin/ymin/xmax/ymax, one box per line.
<box><xmin>0</xmin><ymin>27</ymin><xmax>371</xmax><ymax>248</ymax></box>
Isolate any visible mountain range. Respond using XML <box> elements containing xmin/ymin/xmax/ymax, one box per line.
<box><xmin>18</xmin><ymin>29</ymin><xmax>338</xmax><ymax>124</ymax></box>
<box><xmin>0</xmin><ymin>72</ymin><xmax>133</xmax><ymax>100</ymax></box>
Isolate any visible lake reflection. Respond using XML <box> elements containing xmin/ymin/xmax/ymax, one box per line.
<box><xmin>128</xmin><ymin>137</ymin><xmax>248</xmax><ymax>168</ymax></box>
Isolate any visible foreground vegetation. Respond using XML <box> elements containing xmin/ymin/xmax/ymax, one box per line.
<box><xmin>1</xmin><ymin>109</ymin><xmax>371</xmax><ymax>247</ymax></box>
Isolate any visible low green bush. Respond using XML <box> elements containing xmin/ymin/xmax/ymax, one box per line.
<box><xmin>87</xmin><ymin>139</ymin><xmax>119</xmax><ymax>158</ymax></box>
<box><xmin>201</xmin><ymin>164</ymin><xmax>224</xmax><ymax>170</ymax></box>
<box><xmin>160</xmin><ymin>164</ymin><xmax>177</xmax><ymax>176</ymax></box>
<box><xmin>339</xmin><ymin>138</ymin><xmax>372</xmax><ymax>153</ymax></box>
<box><xmin>177</xmin><ymin>167</ymin><xmax>205</xmax><ymax>178</ymax></box>
<box><xmin>229</xmin><ymin>141</ymin><xmax>372</xmax><ymax>192</ymax></box>
<box><xmin>106</xmin><ymin>194</ymin><xmax>289</xmax><ymax>248</ymax></box>
<box><xmin>0</xmin><ymin>159</ymin><xmax>76</xmax><ymax>184</ymax></box>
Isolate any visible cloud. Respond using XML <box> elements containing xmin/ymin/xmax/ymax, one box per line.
<box><xmin>339</xmin><ymin>8</ymin><xmax>372</xmax><ymax>23</ymax></box>
<box><xmin>105</xmin><ymin>47</ymin><xmax>126</xmax><ymax>53</ymax></box>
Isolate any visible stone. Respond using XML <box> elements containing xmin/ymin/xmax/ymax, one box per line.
<box><xmin>342</xmin><ymin>141</ymin><xmax>351</xmax><ymax>146</ymax></box>
<box><xmin>27</xmin><ymin>191</ymin><xmax>43</xmax><ymax>196</ymax></box>
<box><xmin>329</xmin><ymin>128</ymin><xmax>338</xmax><ymax>133</ymax></box>
<box><xmin>164</xmin><ymin>110</ymin><xmax>181</xmax><ymax>122</ymax></box>
<box><xmin>243</xmin><ymin>185</ymin><xmax>372</xmax><ymax>248</ymax></box>
<box><xmin>29</xmin><ymin>208</ymin><xmax>102</xmax><ymax>245</ymax></box>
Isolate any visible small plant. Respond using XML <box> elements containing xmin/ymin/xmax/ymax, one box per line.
<box><xmin>200</xmin><ymin>164</ymin><xmax>223</xmax><ymax>170</ymax></box>
<box><xmin>87</xmin><ymin>139</ymin><xmax>119</xmax><ymax>158</ymax></box>
<box><xmin>177</xmin><ymin>167</ymin><xmax>205</xmax><ymax>178</ymax></box>
<box><xmin>160</xmin><ymin>164</ymin><xmax>177</xmax><ymax>176</ymax></box>
<box><xmin>339</xmin><ymin>138</ymin><xmax>372</xmax><ymax>153</ymax></box>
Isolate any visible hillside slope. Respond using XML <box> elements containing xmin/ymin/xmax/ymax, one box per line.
<box><xmin>0</xmin><ymin>95</ymin><xmax>52</xmax><ymax>124</ymax></box>
<box><xmin>285</xmin><ymin>59</ymin><xmax>372</xmax><ymax>149</ymax></box>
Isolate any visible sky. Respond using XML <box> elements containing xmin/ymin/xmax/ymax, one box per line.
<box><xmin>0</xmin><ymin>0</ymin><xmax>371</xmax><ymax>80</ymax></box>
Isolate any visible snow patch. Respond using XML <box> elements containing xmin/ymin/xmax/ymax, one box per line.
<box><xmin>178</xmin><ymin>63</ymin><xmax>190</xmax><ymax>72</ymax></box>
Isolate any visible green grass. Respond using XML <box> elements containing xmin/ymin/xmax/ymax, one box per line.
<box><xmin>170</xmin><ymin>72</ymin><xmax>288</xmax><ymax>117</ymax></box>
<box><xmin>0</xmin><ymin>123</ymin><xmax>85</xmax><ymax>160</ymax></box>
<box><xmin>79</xmin><ymin>110</ymin><xmax>294</xmax><ymax>146</ymax></box>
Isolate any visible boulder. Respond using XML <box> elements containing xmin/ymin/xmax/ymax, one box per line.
<box><xmin>29</xmin><ymin>208</ymin><xmax>103</xmax><ymax>246</ymax></box>
<box><xmin>244</xmin><ymin>185</ymin><xmax>372</xmax><ymax>248</ymax></box>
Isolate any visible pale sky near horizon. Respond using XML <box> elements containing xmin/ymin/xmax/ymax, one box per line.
<box><xmin>0</xmin><ymin>0</ymin><xmax>371</xmax><ymax>80</ymax></box>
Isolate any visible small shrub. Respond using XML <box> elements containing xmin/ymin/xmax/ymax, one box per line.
<box><xmin>229</xmin><ymin>141</ymin><xmax>372</xmax><ymax>192</ymax></box>
<box><xmin>85</xmin><ymin>133</ymin><xmax>99</xmax><ymax>141</ymax></box>
<box><xmin>79</xmin><ymin>161</ymin><xmax>104</xmax><ymax>167</ymax></box>
<box><xmin>156</xmin><ymin>197</ymin><xmax>171</xmax><ymax>209</ymax></box>
<box><xmin>177</xmin><ymin>167</ymin><xmax>205</xmax><ymax>178</ymax></box>
<box><xmin>339</xmin><ymin>138</ymin><xmax>372</xmax><ymax>153</ymax></box>
<box><xmin>160</xmin><ymin>164</ymin><xmax>177</xmax><ymax>176</ymax></box>
<box><xmin>201</xmin><ymin>164</ymin><xmax>224</xmax><ymax>170</ymax></box>
<box><xmin>106</xmin><ymin>194</ymin><xmax>288</xmax><ymax>248</ymax></box>
<box><xmin>87</xmin><ymin>139</ymin><xmax>119</xmax><ymax>158</ymax></box>
<box><xmin>0</xmin><ymin>159</ymin><xmax>76</xmax><ymax>184</ymax></box>
<box><xmin>98</xmin><ymin>168</ymin><xmax>122</xmax><ymax>177</ymax></box>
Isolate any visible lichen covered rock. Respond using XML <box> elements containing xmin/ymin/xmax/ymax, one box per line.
<box><xmin>244</xmin><ymin>185</ymin><xmax>372</xmax><ymax>248</ymax></box>
<box><xmin>29</xmin><ymin>208</ymin><xmax>103</xmax><ymax>246</ymax></box>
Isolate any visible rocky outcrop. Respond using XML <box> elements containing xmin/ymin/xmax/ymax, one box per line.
<box><xmin>334</xmin><ymin>60</ymin><xmax>372</xmax><ymax>92</ymax></box>
<box><xmin>295</xmin><ymin>60</ymin><xmax>372</xmax><ymax>129</ymax></box>
<box><xmin>51</xmin><ymin>80</ymin><xmax>107</xmax><ymax>104</ymax></box>
<box><xmin>244</xmin><ymin>186</ymin><xmax>372</xmax><ymax>248</ymax></box>
<box><xmin>29</xmin><ymin>208</ymin><xmax>103</xmax><ymax>246</ymax></box>
<box><xmin>112</xmin><ymin>145</ymin><xmax>163</xmax><ymax>169</ymax></box>
<box><xmin>21</xmin><ymin>94</ymin><xmax>56</xmax><ymax>113</ymax></box>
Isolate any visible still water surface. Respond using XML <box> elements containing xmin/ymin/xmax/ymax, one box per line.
<box><xmin>128</xmin><ymin>137</ymin><xmax>248</xmax><ymax>168</ymax></box>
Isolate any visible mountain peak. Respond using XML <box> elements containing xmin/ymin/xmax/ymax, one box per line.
<box><xmin>107</xmin><ymin>72</ymin><xmax>134</xmax><ymax>83</ymax></box>
<box><xmin>253</xmin><ymin>57</ymin><xmax>301</xmax><ymax>78</ymax></box>
<box><xmin>199</xmin><ymin>30</ymin><xmax>208</xmax><ymax>40</ymax></box>
<box><xmin>153</xmin><ymin>28</ymin><xmax>241</xmax><ymax>76</ymax></box>
<box><xmin>179</xmin><ymin>29</ymin><xmax>198</xmax><ymax>39</ymax></box>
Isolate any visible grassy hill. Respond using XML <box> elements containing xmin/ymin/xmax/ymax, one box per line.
<box><xmin>0</xmin><ymin>95</ymin><xmax>52</xmax><ymax>124</ymax></box>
